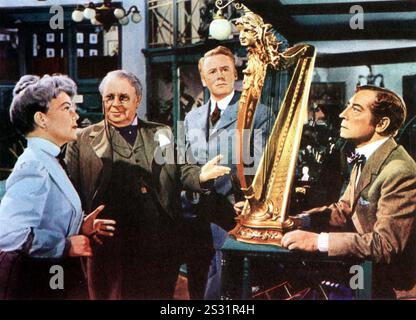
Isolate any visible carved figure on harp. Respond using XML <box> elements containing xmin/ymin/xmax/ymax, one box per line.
<box><xmin>229</xmin><ymin>7</ymin><xmax>317</xmax><ymax>246</ymax></box>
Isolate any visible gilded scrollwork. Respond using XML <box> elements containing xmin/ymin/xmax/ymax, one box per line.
<box><xmin>215</xmin><ymin>0</ymin><xmax>243</xmax><ymax>11</ymax></box>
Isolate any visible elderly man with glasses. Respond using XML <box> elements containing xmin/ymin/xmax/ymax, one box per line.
<box><xmin>65</xmin><ymin>70</ymin><xmax>230</xmax><ymax>300</ymax></box>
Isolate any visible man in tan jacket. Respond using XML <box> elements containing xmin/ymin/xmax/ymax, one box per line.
<box><xmin>280</xmin><ymin>85</ymin><xmax>416</xmax><ymax>299</ymax></box>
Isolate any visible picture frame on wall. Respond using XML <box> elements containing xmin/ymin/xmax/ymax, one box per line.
<box><xmin>89</xmin><ymin>33</ymin><xmax>98</xmax><ymax>44</ymax></box>
<box><xmin>76</xmin><ymin>32</ymin><xmax>84</xmax><ymax>44</ymax></box>
<box><xmin>89</xmin><ymin>49</ymin><xmax>98</xmax><ymax>56</ymax></box>
<box><xmin>46</xmin><ymin>33</ymin><xmax>55</xmax><ymax>43</ymax></box>
<box><xmin>77</xmin><ymin>48</ymin><xmax>84</xmax><ymax>57</ymax></box>
<box><xmin>107</xmin><ymin>40</ymin><xmax>118</xmax><ymax>56</ymax></box>
<box><xmin>46</xmin><ymin>48</ymin><xmax>55</xmax><ymax>58</ymax></box>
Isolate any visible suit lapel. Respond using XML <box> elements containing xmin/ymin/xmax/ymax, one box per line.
<box><xmin>185</xmin><ymin>103</ymin><xmax>210</xmax><ymax>163</ymax></box>
<box><xmin>89</xmin><ymin>121</ymin><xmax>113</xmax><ymax>202</ymax></box>
<box><xmin>195</xmin><ymin>102</ymin><xmax>209</xmax><ymax>139</ymax></box>
<box><xmin>213</xmin><ymin>103</ymin><xmax>238</xmax><ymax>131</ymax></box>
<box><xmin>36</xmin><ymin>150</ymin><xmax>82</xmax><ymax>212</ymax></box>
<box><xmin>209</xmin><ymin>93</ymin><xmax>240</xmax><ymax>138</ymax></box>
<box><xmin>352</xmin><ymin>138</ymin><xmax>398</xmax><ymax>206</ymax></box>
<box><xmin>138</xmin><ymin>120</ymin><xmax>160</xmax><ymax>171</ymax></box>
<box><xmin>349</xmin><ymin>164</ymin><xmax>359</xmax><ymax>205</ymax></box>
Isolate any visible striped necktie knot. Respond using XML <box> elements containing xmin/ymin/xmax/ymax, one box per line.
<box><xmin>210</xmin><ymin>103</ymin><xmax>221</xmax><ymax>126</ymax></box>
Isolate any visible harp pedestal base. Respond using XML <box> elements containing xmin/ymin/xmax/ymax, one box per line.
<box><xmin>229</xmin><ymin>218</ymin><xmax>295</xmax><ymax>247</ymax></box>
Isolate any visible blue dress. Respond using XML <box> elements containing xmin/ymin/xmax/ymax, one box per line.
<box><xmin>0</xmin><ymin>137</ymin><xmax>84</xmax><ymax>299</ymax></box>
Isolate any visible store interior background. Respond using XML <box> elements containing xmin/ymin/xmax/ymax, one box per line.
<box><xmin>0</xmin><ymin>0</ymin><xmax>415</xmax><ymax>299</ymax></box>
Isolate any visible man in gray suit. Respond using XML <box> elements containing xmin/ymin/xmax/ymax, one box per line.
<box><xmin>182</xmin><ymin>46</ymin><xmax>271</xmax><ymax>299</ymax></box>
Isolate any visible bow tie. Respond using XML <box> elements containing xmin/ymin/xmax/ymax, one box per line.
<box><xmin>116</xmin><ymin>123</ymin><xmax>138</xmax><ymax>133</ymax></box>
<box><xmin>347</xmin><ymin>152</ymin><xmax>366</xmax><ymax>166</ymax></box>
<box><xmin>115</xmin><ymin>124</ymin><xmax>138</xmax><ymax>146</ymax></box>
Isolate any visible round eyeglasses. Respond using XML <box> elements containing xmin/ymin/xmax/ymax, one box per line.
<box><xmin>103</xmin><ymin>93</ymin><xmax>131</xmax><ymax>105</ymax></box>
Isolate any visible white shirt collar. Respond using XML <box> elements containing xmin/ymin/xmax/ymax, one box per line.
<box><xmin>356</xmin><ymin>137</ymin><xmax>389</xmax><ymax>160</ymax></box>
<box><xmin>210</xmin><ymin>91</ymin><xmax>235</xmax><ymax>115</ymax></box>
<box><xmin>27</xmin><ymin>137</ymin><xmax>61</xmax><ymax>157</ymax></box>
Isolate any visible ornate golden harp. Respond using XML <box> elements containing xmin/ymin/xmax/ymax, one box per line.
<box><xmin>229</xmin><ymin>8</ymin><xmax>317</xmax><ymax>246</ymax></box>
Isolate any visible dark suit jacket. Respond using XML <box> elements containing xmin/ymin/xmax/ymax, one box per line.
<box><xmin>66</xmin><ymin>119</ymin><xmax>203</xmax><ymax>220</ymax></box>
<box><xmin>305</xmin><ymin>138</ymin><xmax>416</xmax><ymax>298</ymax></box>
<box><xmin>65</xmin><ymin>119</ymin><xmax>204</xmax><ymax>299</ymax></box>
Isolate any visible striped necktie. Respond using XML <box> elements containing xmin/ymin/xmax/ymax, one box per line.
<box><xmin>210</xmin><ymin>102</ymin><xmax>221</xmax><ymax>126</ymax></box>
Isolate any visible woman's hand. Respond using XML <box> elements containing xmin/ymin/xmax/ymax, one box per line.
<box><xmin>199</xmin><ymin>155</ymin><xmax>231</xmax><ymax>183</ymax></box>
<box><xmin>68</xmin><ymin>235</ymin><xmax>92</xmax><ymax>257</ymax></box>
<box><xmin>81</xmin><ymin>205</ymin><xmax>116</xmax><ymax>245</ymax></box>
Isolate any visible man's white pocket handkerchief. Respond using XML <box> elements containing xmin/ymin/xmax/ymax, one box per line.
<box><xmin>157</xmin><ymin>133</ymin><xmax>171</xmax><ymax>148</ymax></box>
<box><xmin>358</xmin><ymin>197</ymin><xmax>370</xmax><ymax>206</ymax></box>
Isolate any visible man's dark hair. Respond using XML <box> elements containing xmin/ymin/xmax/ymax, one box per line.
<box><xmin>356</xmin><ymin>85</ymin><xmax>407</xmax><ymax>136</ymax></box>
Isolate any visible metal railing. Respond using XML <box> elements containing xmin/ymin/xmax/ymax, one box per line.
<box><xmin>148</xmin><ymin>0</ymin><xmax>206</xmax><ymax>47</ymax></box>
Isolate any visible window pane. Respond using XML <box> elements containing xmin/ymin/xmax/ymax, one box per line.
<box><xmin>0</xmin><ymin>29</ymin><xmax>19</xmax><ymax>81</ymax></box>
<box><xmin>76</xmin><ymin>25</ymin><xmax>119</xmax><ymax>79</ymax></box>
<box><xmin>27</xmin><ymin>25</ymin><xmax>68</xmax><ymax>75</ymax></box>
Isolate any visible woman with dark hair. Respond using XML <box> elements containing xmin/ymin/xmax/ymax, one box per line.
<box><xmin>0</xmin><ymin>74</ymin><xmax>115</xmax><ymax>299</ymax></box>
